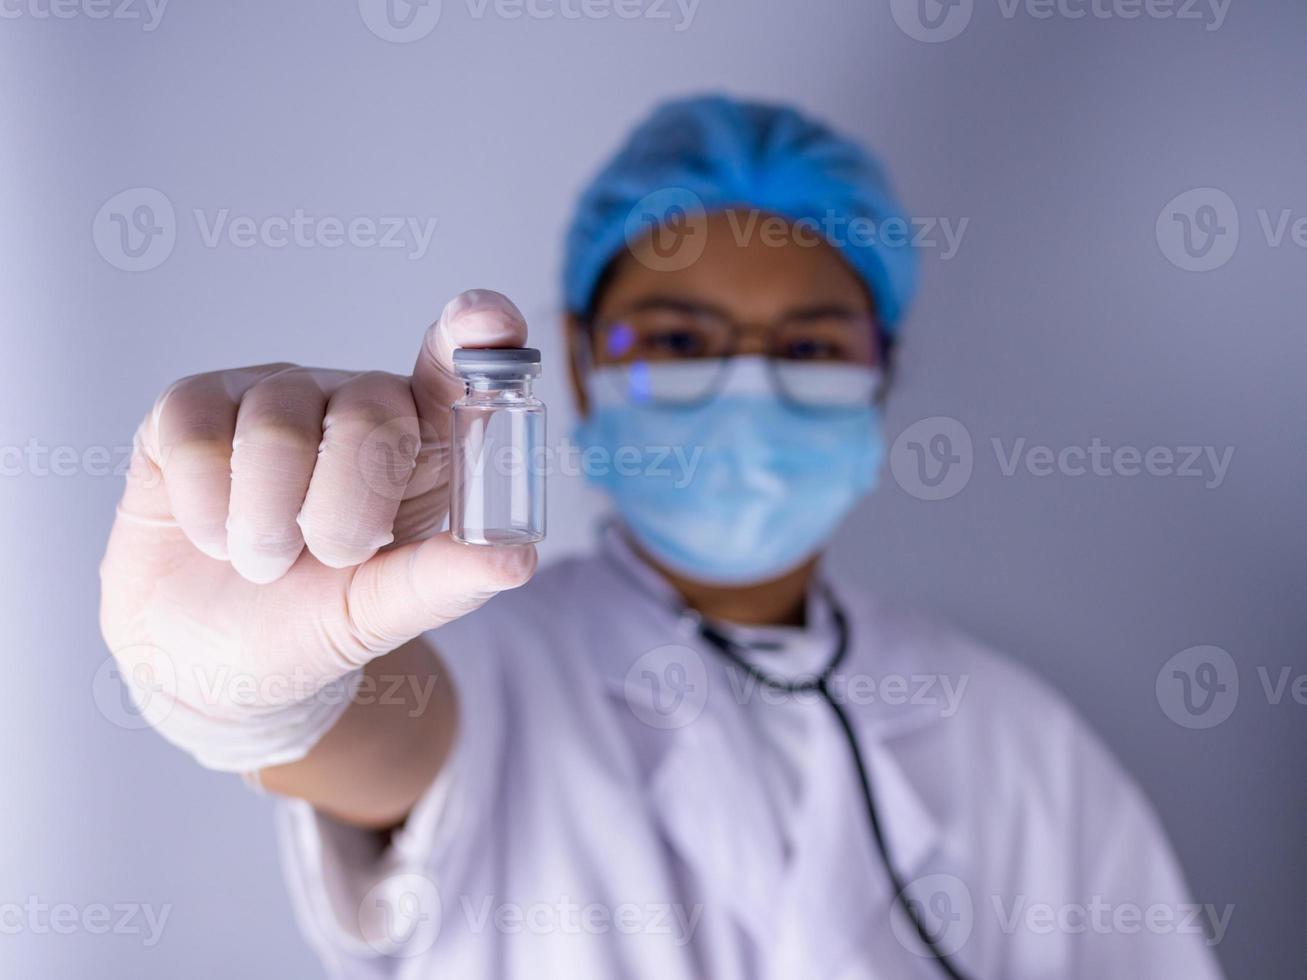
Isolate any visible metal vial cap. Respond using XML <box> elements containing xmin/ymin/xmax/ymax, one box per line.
<box><xmin>452</xmin><ymin>347</ymin><xmax>542</xmax><ymax>380</ymax></box>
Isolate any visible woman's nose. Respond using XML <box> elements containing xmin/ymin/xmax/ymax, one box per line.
<box><xmin>733</xmin><ymin>324</ymin><xmax>771</xmax><ymax>357</ymax></box>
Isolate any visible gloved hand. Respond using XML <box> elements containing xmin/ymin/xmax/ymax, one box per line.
<box><xmin>98</xmin><ymin>290</ymin><xmax>537</xmax><ymax>772</ymax></box>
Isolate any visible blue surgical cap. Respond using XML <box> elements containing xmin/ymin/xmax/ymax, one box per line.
<box><xmin>562</xmin><ymin>94</ymin><xmax>918</xmax><ymax>334</ymax></box>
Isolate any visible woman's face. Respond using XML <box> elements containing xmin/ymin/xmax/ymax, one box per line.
<box><xmin>567</xmin><ymin>209</ymin><xmax>876</xmax><ymax>416</ymax></box>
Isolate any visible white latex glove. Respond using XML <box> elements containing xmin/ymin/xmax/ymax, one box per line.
<box><xmin>98</xmin><ymin>290</ymin><xmax>537</xmax><ymax>771</ymax></box>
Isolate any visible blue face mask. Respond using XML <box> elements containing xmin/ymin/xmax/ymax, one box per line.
<box><xmin>575</xmin><ymin>357</ymin><xmax>884</xmax><ymax>585</ymax></box>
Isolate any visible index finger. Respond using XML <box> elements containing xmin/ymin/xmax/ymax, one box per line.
<box><xmin>410</xmin><ymin>289</ymin><xmax>529</xmax><ymax>435</ymax></box>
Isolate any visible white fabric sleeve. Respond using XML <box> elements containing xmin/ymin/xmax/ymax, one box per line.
<box><xmin>274</xmin><ymin>622</ymin><xmax>507</xmax><ymax>968</ymax></box>
<box><xmin>1066</xmin><ymin>724</ymin><xmax>1228</xmax><ymax>980</ymax></box>
<box><xmin>133</xmin><ymin>669</ymin><xmax>365</xmax><ymax>774</ymax></box>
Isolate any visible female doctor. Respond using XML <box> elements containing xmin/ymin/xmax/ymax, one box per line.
<box><xmin>99</xmin><ymin>95</ymin><xmax>1225</xmax><ymax>979</ymax></box>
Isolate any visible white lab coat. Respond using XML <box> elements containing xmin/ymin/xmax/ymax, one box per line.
<box><xmin>276</xmin><ymin>527</ymin><xmax>1225</xmax><ymax>979</ymax></box>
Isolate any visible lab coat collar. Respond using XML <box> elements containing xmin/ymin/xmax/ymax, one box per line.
<box><xmin>594</xmin><ymin>524</ymin><xmax>947</xmax><ymax>971</ymax></box>
<box><xmin>594</xmin><ymin>521</ymin><xmax>947</xmax><ymax>738</ymax></box>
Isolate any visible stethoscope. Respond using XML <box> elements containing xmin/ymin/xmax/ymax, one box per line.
<box><xmin>680</xmin><ymin>585</ymin><xmax>975</xmax><ymax>980</ymax></box>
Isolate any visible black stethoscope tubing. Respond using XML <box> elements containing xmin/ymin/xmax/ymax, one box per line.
<box><xmin>689</xmin><ymin>588</ymin><xmax>975</xmax><ymax>980</ymax></box>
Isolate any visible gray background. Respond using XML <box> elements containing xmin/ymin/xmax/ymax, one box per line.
<box><xmin>3</xmin><ymin>0</ymin><xmax>1304</xmax><ymax>976</ymax></box>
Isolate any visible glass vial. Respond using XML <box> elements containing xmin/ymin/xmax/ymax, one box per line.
<box><xmin>450</xmin><ymin>347</ymin><xmax>545</xmax><ymax>546</ymax></box>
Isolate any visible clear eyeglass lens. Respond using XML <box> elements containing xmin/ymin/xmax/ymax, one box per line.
<box><xmin>593</xmin><ymin>312</ymin><xmax>879</xmax><ymax>410</ymax></box>
<box><xmin>595</xmin><ymin>314</ymin><xmax>730</xmax><ymax>406</ymax></box>
<box><xmin>772</xmin><ymin>360</ymin><xmax>882</xmax><ymax>410</ymax></box>
<box><xmin>771</xmin><ymin>314</ymin><xmax>880</xmax><ymax>410</ymax></box>
<box><xmin>613</xmin><ymin>359</ymin><xmax>728</xmax><ymax>406</ymax></box>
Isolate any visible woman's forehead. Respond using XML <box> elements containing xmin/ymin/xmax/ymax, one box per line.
<box><xmin>597</xmin><ymin>210</ymin><xmax>873</xmax><ymax>321</ymax></box>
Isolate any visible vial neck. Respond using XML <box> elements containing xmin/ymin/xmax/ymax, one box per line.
<box><xmin>465</xmin><ymin>377</ymin><xmax>533</xmax><ymax>400</ymax></box>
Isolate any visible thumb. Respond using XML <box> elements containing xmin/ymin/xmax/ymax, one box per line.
<box><xmin>342</xmin><ymin>532</ymin><xmax>537</xmax><ymax>659</ymax></box>
<box><xmin>410</xmin><ymin>289</ymin><xmax>530</xmax><ymax>435</ymax></box>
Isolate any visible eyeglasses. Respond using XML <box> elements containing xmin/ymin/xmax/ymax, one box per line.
<box><xmin>582</xmin><ymin>303</ymin><xmax>884</xmax><ymax>412</ymax></box>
